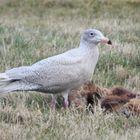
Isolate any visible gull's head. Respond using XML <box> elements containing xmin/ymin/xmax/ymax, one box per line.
<box><xmin>81</xmin><ymin>29</ymin><xmax>112</xmax><ymax>47</ymax></box>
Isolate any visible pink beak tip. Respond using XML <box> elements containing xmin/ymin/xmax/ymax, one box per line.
<box><xmin>107</xmin><ymin>40</ymin><xmax>112</xmax><ymax>45</ymax></box>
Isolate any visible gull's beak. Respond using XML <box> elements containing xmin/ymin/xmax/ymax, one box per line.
<box><xmin>100</xmin><ymin>37</ymin><xmax>112</xmax><ymax>45</ymax></box>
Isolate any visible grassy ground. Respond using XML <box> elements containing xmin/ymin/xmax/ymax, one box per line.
<box><xmin>0</xmin><ymin>0</ymin><xmax>140</xmax><ymax>139</ymax></box>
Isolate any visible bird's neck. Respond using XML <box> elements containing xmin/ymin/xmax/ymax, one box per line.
<box><xmin>79</xmin><ymin>41</ymin><xmax>99</xmax><ymax>80</ymax></box>
<box><xmin>79</xmin><ymin>41</ymin><xmax>97</xmax><ymax>50</ymax></box>
<box><xmin>79</xmin><ymin>41</ymin><xmax>99</xmax><ymax>54</ymax></box>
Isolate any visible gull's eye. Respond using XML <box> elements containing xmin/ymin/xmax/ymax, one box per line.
<box><xmin>89</xmin><ymin>32</ymin><xmax>95</xmax><ymax>37</ymax></box>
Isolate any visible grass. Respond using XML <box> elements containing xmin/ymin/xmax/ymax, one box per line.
<box><xmin>0</xmin><ymin>0</ymin><xmax>140</xmax><ymax>139</ymax></box>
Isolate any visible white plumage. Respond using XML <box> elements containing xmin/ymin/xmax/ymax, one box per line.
<box><xmin>0</xmin><ymin>29</ymin><xmax>111</xmax><ymax>108</ymax></box>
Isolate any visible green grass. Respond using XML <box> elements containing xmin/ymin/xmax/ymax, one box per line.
<box><xmin>0</xmin><ymin>0</ymin><xmax>140</xmax><ymax>139</ymax></box>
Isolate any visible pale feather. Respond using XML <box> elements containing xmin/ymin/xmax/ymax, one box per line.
<box><xmin>0</xmin><ymin>46</ymin><xmax>99</xmax><ymax>93</ymax></box>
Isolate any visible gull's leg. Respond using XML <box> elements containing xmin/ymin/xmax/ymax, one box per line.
<box><xmin>51</xmin><ymin>94</ymin><xmax>56</xmax><ymax>109</ymax></box>
<box><xmin>62</xmin><ymin>92</ymin><xmax>69</xmax><ymax>109</ymax></box>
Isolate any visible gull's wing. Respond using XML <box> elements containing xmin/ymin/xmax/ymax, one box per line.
<box><xmin>4</xmin><ymin>48</ymin><xmax>84</xmax><ymax>92</ymax></box>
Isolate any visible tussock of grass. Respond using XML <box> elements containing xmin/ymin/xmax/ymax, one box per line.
<box><xmin>0</xmin><ymin>0</ymin><xmax>140</xmax><ymax>139</ymax></box>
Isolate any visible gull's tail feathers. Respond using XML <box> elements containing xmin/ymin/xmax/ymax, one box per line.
<box><xmin>0</xmin><ymin>73</ymin><xmax>12</xmax><ymax>86</ymax></box>
<box><xmin>0</xmin><ymin>72</ymin><xmax>39</xmax><ymax>93</ymax></box>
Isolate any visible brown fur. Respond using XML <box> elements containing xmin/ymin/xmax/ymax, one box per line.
<box><xmin>101</xmin><ymin>87</ymin><xmax>137</xmax><ymax>112</ymax></box>
<box><xmin>122</xmin><ymin>99</ymin><xmax>140</xmax><ymax>116</ymax></box>
<box><xmin>111</xmin><ymin>87</ymin><xmax>136</xmax><ymax>98</ymax></box>
<box><xmin>68</xmin><ymin>81</ymin><xmax>113</xmax><ymax>111</ymax></box>
<box><xmin>68</xmin><ymin>81</ymin><xmax>98</xmax><ymax>111</ymax></box>
<box><xmin>68</xmin><ymin>81</ymin><xmax>138</xmax><ymax>114</ymax></box>
<box><xmin>101</xmin><ymin>96</ymin><xmax>129</xmax><ymax>112</ymax></box>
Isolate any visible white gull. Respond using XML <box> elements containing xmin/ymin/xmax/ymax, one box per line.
<box><xmin>0</xmin><ymin>29</ymin><xmax>112</xmax><ymax>108</ymax></box>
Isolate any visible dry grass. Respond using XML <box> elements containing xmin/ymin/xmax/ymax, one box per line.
<box><xmin>0</xmin><ymin>0</ymin><xmax>140</xmax><ymax>139</ymax></box>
